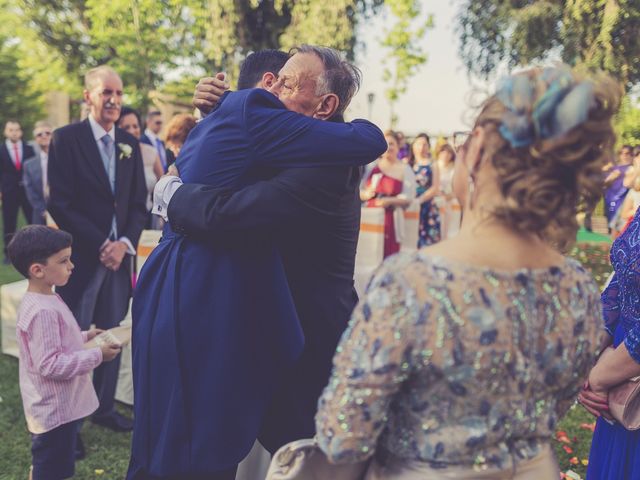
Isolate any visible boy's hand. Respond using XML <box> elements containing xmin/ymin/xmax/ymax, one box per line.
<box><xmin>100</xmin><ymin>343</ymin><xmax>122</xmax><ymax>362</ymax></box>
<box><xmin>86</xmin><ymin>328</ymin><xmax>105</xmax><ymax>341</ymax></box>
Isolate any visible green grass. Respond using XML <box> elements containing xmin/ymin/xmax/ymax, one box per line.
<box><xmin>0</xmin><ymin>229</ymin><xmax>611</xmax><ymax>479</ymax></box>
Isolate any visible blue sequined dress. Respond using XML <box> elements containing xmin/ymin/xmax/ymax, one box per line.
<box><xmin>587</xmin><ymin>209</ymin><xmax>640</xmax><ymax>479</ymax></box>
<box><xmin>316</xmin><ymin>252</ymin><xmax>601</xmax><ymax>473</ymax></box>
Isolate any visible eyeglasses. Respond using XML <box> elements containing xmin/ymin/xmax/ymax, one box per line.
<box><xmin>35</xmin><ymin>131</ymin><xmax>52</xmax><ymax>138</ymax></box>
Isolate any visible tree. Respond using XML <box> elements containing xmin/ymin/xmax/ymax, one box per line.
<box><xmin>380</xmin><ymin>0</ymin><xmax>432</xmax><ymax>127</ymax></box>
<box><xmin>615</xmin><ymin>94</ymin><xmax>640</xmax><ymax>147</ymax></box>
<box><xmin>458</xmin><ymin>0</ymin><xmax>640</xmax><ymax>90</ymax></box>
<box><xmin>180</xmin><ymin>0</ymin><xmax>385</xmax><ymax>82</ymax></box>
<box><xmin>0</xmin><ymin>36</ymin><xmax>46</xmax><ymax>134</ymax></box>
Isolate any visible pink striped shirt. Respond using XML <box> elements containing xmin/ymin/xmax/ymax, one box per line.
<box><xmin>17</xmin><ymin>292</ymin><xmax>102</xmax><ymax>434</ymax></box>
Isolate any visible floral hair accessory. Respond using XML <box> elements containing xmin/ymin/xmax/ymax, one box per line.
<box><xmin>496</xmin><ymin>67</ymin><xmax>596</xmax><ymax>148</ymax></box>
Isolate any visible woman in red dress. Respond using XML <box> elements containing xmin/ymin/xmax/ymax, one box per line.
<box><xmin>361</xmin><ymin>131</ymin><xmax>416</xmax><ymax>258</ymax></box>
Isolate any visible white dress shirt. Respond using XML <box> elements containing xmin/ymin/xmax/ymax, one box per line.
<box><xmin>152</xmin><ymin>176</ymin><xmax>183</xmax><ymax>222</ymax></box>
<box><xmin>88</xmin><ymin>115</ymin><xmax>135</xmax><ymax>255</ymax></box>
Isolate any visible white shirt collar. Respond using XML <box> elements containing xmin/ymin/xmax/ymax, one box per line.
<box><xmin>88</xmin><ymin>115</ymin><xmax>115</xmax><ymax>143</ymax></box>
<box><xmin>5</xmin><ymin>139</ymin><xmax>21</xmax><ymax>150</ymax></box>
<box><xmin>144</xmin><ymin>128</ymin><xmax>159</xmax><ymax>144</ymax></box>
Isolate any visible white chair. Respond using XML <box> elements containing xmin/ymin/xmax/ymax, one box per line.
<box><xmin>354</xmin><ymin>207</ymin><xmax>385</xmax><ymax>297</ymax></box>
<box><xmin>0</xmin><ymin>279</ymin><xmax>28</xmax><ymax>358</ymax></box>
<box><xmin>401</xmin><ymin>201</ymin><xmax>420</xmax><ymax>253</ymax></box>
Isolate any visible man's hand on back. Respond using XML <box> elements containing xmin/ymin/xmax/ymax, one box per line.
<box><xmin>193</xmin><ymin>72</ymin><xmax>230</xmax><ymax>116</ymax></box>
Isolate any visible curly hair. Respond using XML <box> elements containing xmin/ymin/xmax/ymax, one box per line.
<box><xmin>473</xmin><ymin>67</ymin><xmax>622</xmax><ymax>251</ymax></box>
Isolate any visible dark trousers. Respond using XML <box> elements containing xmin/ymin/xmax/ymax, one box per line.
<box><xmin>2</xmin><ymin>185</ymin><xmax>33</xmax><ymax>255</ymax></box>
<box><xmin>75</xmin><ymin>263</ymin><xmax>132</xmax><ymax>417</ymax></box>
<box><xmin>129</xmin><ymin>467</ymin><xmax>237</xmax><ymax>480</ymax></box>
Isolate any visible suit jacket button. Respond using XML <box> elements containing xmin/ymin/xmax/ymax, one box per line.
<box><xmin>114</xmin><ymin>202</ymin><xmax>117</xmax><ymax>208</ymax></box>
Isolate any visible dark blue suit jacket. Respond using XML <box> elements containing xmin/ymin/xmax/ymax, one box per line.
<box><xmin>129</xmin><ymin>89</ymin><xmax>386</xmax><ymax>477</ymax></box>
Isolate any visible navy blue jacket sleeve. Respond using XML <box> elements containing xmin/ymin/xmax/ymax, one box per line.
<box><xmin>245</xmin><ymin>90</ymin><xmax>387</xmax><ymax>168</ymax></box>
<box><xmin>168</xmin><ymin>167</ymin><xmax>359</xmax><ymax>237</ymax></box>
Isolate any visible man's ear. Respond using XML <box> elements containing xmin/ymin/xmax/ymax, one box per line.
<box><xmin>314</xmin><ymin>94</ymin><xmax>339</xmax><ymax>120</ymax></box>
<box><xmin>261</xmin><ymin>72</ymin><xmax>277</xmax><ymax>89</ymax></box>
<box><xmin>82</xmin><ymin>89</ymin><xmax>92</xmax><ymax>106</ymax></box>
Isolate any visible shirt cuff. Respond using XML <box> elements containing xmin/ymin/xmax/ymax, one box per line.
<box><xmin>82</xmin><ymin>331</ymin><xmax>89</xmax><ymax>343</ymax></box>
<box><xmin>152</xmin><ymin>176</ymin><xmax>183</xmax><ymax>221</ymax></box>
<box><xmin>118</xmin><ymin>237</ymin><xmax>136</xmax><ymax>255</ymax></box>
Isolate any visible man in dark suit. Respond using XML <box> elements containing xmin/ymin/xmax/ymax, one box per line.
<box><xmin>141</xmin><ymin>110</ymin><xmax>167</xmax><ymax>172</ymax></box>
<box><xmin>1</xmin><ymin>120</ymin><xmax>34</xmax><ymax>261</ymax></box>
<box><xmin>23</xmin><ymin>121</ymin><xmax>53</xmax><ymax>225</ymax></box>
<box><xmin>47</xmin><ymin>65</ymin><xmax>148</xmax><ymax>432</ymax></box>
<box><xmin>129</xmin><ymin>46</ymin><xmax>385</xmax><ymax>480</ymax></box>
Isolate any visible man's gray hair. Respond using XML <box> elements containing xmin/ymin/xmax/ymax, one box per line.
<box><xmin>292</xmin><ymin>45</ymin><xmax>362</xmax><ymax>116</ymax></box>
<box><xmin>84</xmin><ymin>65</ymin><xmax>119</xmax><ymax>91</ymax></box>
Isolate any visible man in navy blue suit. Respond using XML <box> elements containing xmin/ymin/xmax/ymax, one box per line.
<box><xmin>128</xmin><ymin>46</ymin><xmax>386</xmax><ymax>480</ymax></box>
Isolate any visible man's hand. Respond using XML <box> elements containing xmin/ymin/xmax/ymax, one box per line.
<box><xmin>99</xmin><ymin>240</ymin><xmax>128</xmax><ymax>271</ymax></box>
<box><xmin>193</xmin><ymin>72</ymin><xmax>229</xmax><ymax>116</ymax></box>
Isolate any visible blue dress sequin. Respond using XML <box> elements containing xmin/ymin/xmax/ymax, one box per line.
<box><xmin>588</xmin><ymin>209</ymin><xmax>640</xmax><ymax>479</ymax></box>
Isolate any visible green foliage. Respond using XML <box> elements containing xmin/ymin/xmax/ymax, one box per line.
<box><xmin>614</xmin><ymin>94</ymin><xmax>640</xmax><ymax>147</ymax></box>
<box><xmin>0</xmin><ymin>37</ymin><xmax>46</xmax><ymax>136</ymax></box>
<box><xmin>9</xmin><ymin>0</ymin><xmax>387</xmax><ymax>113</ymax></box>
<box><xmin>458</xmin><ymin>0</ymin><xmax>640</xmax><ymax>90</ymax></box>
<box><xmin>380</xmin><ymin>0</ymin><xmax>433</xmax><ymax>127</ymax></box>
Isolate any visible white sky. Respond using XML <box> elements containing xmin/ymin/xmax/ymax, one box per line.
<box><xmin>347</xmin><ymin>0</ymin><xmax>489</xmax><ymax>136</ymax></box>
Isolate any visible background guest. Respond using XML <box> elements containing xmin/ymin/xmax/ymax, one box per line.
<box><xmin>141</xmin><ymin>110</ymin><xmax>168</xmax><ymax>172</ymax></box>
<box><xmin>47</xmin><ymin>65</ymin><xmax>148</xmax><ymax>433</ymax></box>
<box><xmin>410</xmin><ymin>132</ymin><xmax>441</xmax><ymax>246</ymax></box>
<box><xmin>395</xmin><ymin>130</ymin><xmax>410</xmax><ymax>160</ymax></box>
<box><xmin>436</xmin><ymin>142</ymin><xmax>461</xmax><ymax>239</ymax></box>
<box><xmin>0</xmin><ymin>120</ymin><xmax>34</xmax><ymax>263</ymax></box>
<box><xmin>23</xmin><ymin>121</ymin><xmax>53</xmax><ymax>225</ymax></box>
<box><xmin>604</xmin><ymin>145</ymin><xmax>633</xmax><ymax>232</ymax></box>
<box><xmin>361</xmin><ymin>130</ymin><xmax>415</xmax><ymax>258</ymax></box>
<box><xmin>164</xmin><ymin>113</ymin><xmax>197</xmax><ymax>166</ymax></box>
<box><xmin>582</xmin><ymin>167</ymin><xmax>640</xmax><ymax>478</ymax></box>
<box><xmin>117</xmin><ymin>106</ymin><xmax>163</xmax><ymax>214</ymax></box>
<box><xmin>316</xmin><ymin>65</ymin><xmax>612</xmax><ymax>478</ymax></box>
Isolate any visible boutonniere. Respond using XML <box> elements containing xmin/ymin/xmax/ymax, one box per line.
<box><xmin>118</xmin><ymin>143</ymin><xmax>133</xmax><ymax>161</ymax></box>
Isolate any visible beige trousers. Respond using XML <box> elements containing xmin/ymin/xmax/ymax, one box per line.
<box><xmin>364</xmin><ymin>445</ymin><xmax>559</xmax><ymax>480</ymax></box>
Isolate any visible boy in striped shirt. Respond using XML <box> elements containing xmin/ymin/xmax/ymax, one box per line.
<box><xmin>8</xmin><ymin>226</ymin><xmax>121</xmax><ymax>480</ymax></box>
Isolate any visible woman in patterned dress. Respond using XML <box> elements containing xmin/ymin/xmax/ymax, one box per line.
<box><xmin>361</xmin><ymin>131</ymin><xmax>416</xmax><ymax>258</ymax></box>
<box><xmin>315</xmin><ymin>65</ymin><xmax>617</xmax><ymax>478</ymax></box>
<box><xmin>408</xmin><ymin>133</ymin><xmax>441</xmax><ymax>247</ymax></box>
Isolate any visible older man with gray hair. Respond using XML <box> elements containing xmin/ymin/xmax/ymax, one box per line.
<box><xmin>129</xmin><ymin>45</ymin><xmax>386</xmax><ymax>479</ymax></box>
<box><xmin>48</xmin><ymin>65</ymin><xmax>148</xmax><ymax>434</ymax></box>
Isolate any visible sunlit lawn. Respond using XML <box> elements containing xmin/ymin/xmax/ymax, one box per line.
<box><xmin>0</xmin><ymin>224</ymin><xmax>611</xmax><ymax>479</ymax></box>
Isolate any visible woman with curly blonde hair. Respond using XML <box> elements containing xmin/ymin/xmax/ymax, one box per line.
<box><xmin>314</xmin><ymin>65</ymin><xmax>619</xmax><ymax>478</ymax></box>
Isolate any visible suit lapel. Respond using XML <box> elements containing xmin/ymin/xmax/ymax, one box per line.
<box><xmin>78</xmin><ymin>119</ymin><xmax>112</xmax><ymax>197</ymax></box>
